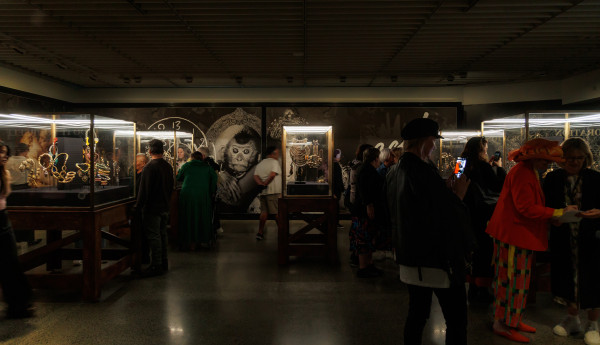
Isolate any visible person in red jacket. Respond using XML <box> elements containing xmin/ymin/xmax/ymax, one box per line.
<box><xmin>486</xmin><ymin>138</ymin><xmax>578</xmax><ymax>343</ymax></box>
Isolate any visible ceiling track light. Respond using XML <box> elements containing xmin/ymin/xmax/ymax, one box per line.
<box><xmin>340</xmin><ymin>76</ymin><xmax>346</xmax><ymax>83</ymax></box>
<box><xmin>235</xmin><ymin>76</ymin><xmax>243</xmax><ymax>84</ymax></box>
<box><xmin>55</xmin><ymin>62</ymin><xmax>67</xmax><ymax>70</ymax></box>
<box><xmin>185</xmin><ymin>76</ymin><xmax>193</xmax><ymax>83</ymax></box>
<box><xmin>89</xmin><ymin>74</ymin><xmax>97</xmax><ymax>81</ymax></box>
<box><xmin>9</xmin><ymin>44</ymin><xmax>26</xmax><ymax>55</ymax></box>
<box><xmin>286</xmin><ymin>76</ymin><xmax>293</xmax><ymax>84</ymax></box>
<box><xmin>123</xmin><ymin>77</ymin><xmax>131</xmax><ymax>84</ymax></box>
<box><xmin>134</xmin><ymin>76</ymin><xmax>142</xmax><ymax>83</ymax></box>
<box><xmin>390</xmin><ymin>75</ymin><xmax>398</xmax><ymax>83</ymax></box>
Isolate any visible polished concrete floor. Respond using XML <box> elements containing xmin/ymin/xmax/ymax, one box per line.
<box><xmin>0</xmin><ymin>220</ymin><xmax>590</xmax><ymax>345</ymax></box>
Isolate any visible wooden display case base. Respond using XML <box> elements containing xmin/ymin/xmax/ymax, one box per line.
<box><xmin>8</xmin><ymin>201</ymin><xmax>139</xmax><ymax>302</ymax></box>
<box><xmin>278</xmin><ymin>197</ymin><xmax>338</xmax><ymax>265</ymax></box>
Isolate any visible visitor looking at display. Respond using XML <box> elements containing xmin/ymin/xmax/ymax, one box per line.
<box><xmin>135</xmin><ymin>139</ymin><xmax>174</xmax><ymax>278</ymax></box>
<box><xmin>253</xmin><ymin>146</ymin><xmax>282</xmax><ymax>241</ymax></box>
<box><xmin>460</xmin><ymin>136</ymin><xmax>506</xmax><ymax>306</ymax></box>
<box><xmin>176</xmin><ymin>151</ymin><xmax>217</xmax><ymax>250</ymax></box>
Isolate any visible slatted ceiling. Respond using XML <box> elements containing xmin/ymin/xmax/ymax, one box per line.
<box><xmin>0</xmin><ymin>1</ymin><xmax>599</xmax><ymax>88</ymax></box>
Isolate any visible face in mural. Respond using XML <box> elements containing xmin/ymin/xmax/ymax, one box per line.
<box><xmin>223</xmin><ymin>126</ymin><xmax>260</xmax><ymax>176</ymax></box>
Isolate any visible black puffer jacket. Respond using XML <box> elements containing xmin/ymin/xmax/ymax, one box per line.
<box><xmin>386</xmin><ymin>152</ymin><xmax>473</xmax><ymax>284</ymax></box>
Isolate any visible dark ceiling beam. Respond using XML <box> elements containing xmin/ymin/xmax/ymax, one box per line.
<box><xmin>161</xmin><ymin>0</ymin><xmax>235</xmax><ymax>82</ymax></box>
<box><xmin>367</xmin><ymin>0</ymin><xmax>446</xmax><ymax>86</ymax></box>
<box><xmin>0</xmin><ymin>31</ymin><xmax>115</xmax><ymax>87</ymax></box>
<box><xmin>457</xmin><ymin>0</ymin><xmax>586</xmax><ymax>75</ymax></box>
<box><xmin>463</xmin><ymin>0</ymin><xmax>480</xmax><ymax>13</ymax></box>
<box><xmin>23</xmin><ymin>0</ymin><xmax>178</xmax><ymax>87</ymax></box>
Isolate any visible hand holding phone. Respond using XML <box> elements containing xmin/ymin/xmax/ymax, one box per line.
<box><xmin>454</xmin><ymin>157</ymin><xmax>467</xmax><ymax>178</ymax></box>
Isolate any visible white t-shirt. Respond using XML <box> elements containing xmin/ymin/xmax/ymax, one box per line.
<box><xmin>254</xmin><ymin>157</ymin><xmax>282</xmax><ymax>195</ymax></box>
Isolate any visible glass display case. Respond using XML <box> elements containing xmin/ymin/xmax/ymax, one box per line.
<box><xmin>1</xmin><ymin>113</ymin><xmax>136</xmax><ymax>207</ymax></box>
<box><xmin>437</xmin><ymin>131</ymin><xmax>481</xmax><ymax>178</ymax></box>
<box><xmin>135</xmin><ymin>130</ymin><xmax>195</xmax><ymax>176</ymax></box>
<box><xmin>282</xmin><ymin>126</ymin><xmax>333</xmax><ymax>197</ymax></box>
<box><xmin>482</xmin><ymin>111</ymin><xmax>600</xmax><ymax>172</ymax></box>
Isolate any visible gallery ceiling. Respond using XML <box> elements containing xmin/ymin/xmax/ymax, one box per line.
<box><xmin>1</xmin><ymin>0</ymin><xmax>599</xmax><ymax>89</ymax></box>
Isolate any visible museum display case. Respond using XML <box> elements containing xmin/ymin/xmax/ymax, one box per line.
<box><xmin>1</xmin><ymin>113</ymin><xmax>136</xmax><ymax>207</ymax></box>
<box><xmin>135</xmin><ymin>130</ymin><xmax>195</xmax><ymax>176</ymax></box>
<box><xmin>281</xmin><ymin>126</ymin><xmax>333</xmax><ymax>197</ymax></box>
<box><xmin>482</xmin><ymin>111</ymin><xmax>600</xmax><ymax>172</ymax></box>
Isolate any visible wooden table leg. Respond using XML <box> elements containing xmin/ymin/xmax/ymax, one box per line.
<box><xmin>278</xmin><ymin>199</ymin><xmax>289</xmax><ymax>265</ymax></box>
<box><xmin>46</xmin><ymin>230</ymin><xmax>62</xmax><ymax>271</ymax></box>
<box><xmin>82</xmin><ymin>215</ymin><xmax>102</xmax><ymax>302</ymax></box>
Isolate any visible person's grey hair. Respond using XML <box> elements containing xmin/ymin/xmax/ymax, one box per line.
<box><xmin>379</xmin><ymin>148</ymin><xmax>391</xmax><ymax>162</ymax></box>
<box><xmin>562</xmin><ymin>137</ymin><xmax>594</xmax><ymax>168</ymax></box>
<box><xmin>136</xmin><ymin>153</ymin><xmax>149</xmax><ymax>163</ymax></box>
<box><xmin>198</xmin><ymin>147</ymin><xmax>209</xmax><ymax>158</ymax></box>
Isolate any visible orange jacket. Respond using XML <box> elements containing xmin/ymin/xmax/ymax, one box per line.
<box><xmin>486</xmin><ymin>161</ymin><xmax>555</xmax><ymax>251</ymax></box>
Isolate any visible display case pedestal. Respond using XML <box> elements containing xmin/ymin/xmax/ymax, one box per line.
<box><xmin>8</xmin><ymin>200</ymin><xmax>138</xmax><ymax>302</ymax></box>
<box><xmin>277</xmin><ymin>197</ymin><xmax>338</xmax><ymax>265</ymax></box>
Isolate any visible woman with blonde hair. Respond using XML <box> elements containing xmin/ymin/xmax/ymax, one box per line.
<box><xmin>543</xmin><ymin>137</ymin><xmax>600</xmax><ymax>345</ymax></box>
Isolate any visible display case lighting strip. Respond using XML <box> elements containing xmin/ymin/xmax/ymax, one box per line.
<box><xmin>0</xmin><ymin>113</ymin><xmax>132</xmax><ymax>130</ymax></box>
<box><xmin>283</xmin><ymin>126</ymin><xmax>332</xmax><ymax>133</ymax></box>
<box><xmin>115</xmin><ymin>130</ymin><xmax>194</xmax><ymax>138</ymax></box>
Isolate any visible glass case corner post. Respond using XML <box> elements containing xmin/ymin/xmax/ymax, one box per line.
<box><xmin>328</xmin><ymin>126</ymin><xmax>333</xmax><ymax>197</ymax></box>
<box><xmin>282</xmin><ymin>127</ymin><xmax>288</xmax><ymax>197</ymax></box>
<box><xmin>89</xmin><ymin>114</ymin><xmax>95</xmax><ymax>209</ymax></box>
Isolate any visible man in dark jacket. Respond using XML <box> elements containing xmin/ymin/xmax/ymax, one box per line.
<box><xmin>136</xmin><ymin>139</ymin><xmax>174</xmax><ymax>277</ymax></box>
<box><xmin>386</xmin><ymin>118</ymin><xmax>472</xmax><ymax>345</ymax></box>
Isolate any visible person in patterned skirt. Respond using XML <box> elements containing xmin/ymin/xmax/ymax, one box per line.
<box><xmin>486</xmin><ymin>138</ymin><xmax>577</xmax><ymax>343</ymax></box>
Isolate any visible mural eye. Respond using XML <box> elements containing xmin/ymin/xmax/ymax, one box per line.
<box><xmin>233</xmin><ymin>148</ymin><xmax>239</xmax><ymax>154</ymax></box>
<box><xmin>243</xmin><ymin>149</ymin><xmax>250</xmax><ymax>154</ymax></box>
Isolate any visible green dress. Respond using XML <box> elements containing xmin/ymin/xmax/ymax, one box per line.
<box><xmin>176</xmin><ymin>160</ymin><xmax>217</xmax><ymax>246</ymax></box>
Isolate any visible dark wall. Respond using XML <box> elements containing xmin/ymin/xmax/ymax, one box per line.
<box><xmin>0</xmin><ymin>88</ymin><xmax>70</xmax><ymax>114</ymax></box>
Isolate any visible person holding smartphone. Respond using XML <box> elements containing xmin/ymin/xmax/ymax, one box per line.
<box><xmin>387</xmin><ymin>118</ymin><xmax>472</xmax><ymax>345</ymax></box>
<box><xmin>486</xmin><ymin>138</ymin><xmax>578</xmax><ymax>343</ymax></box>
<box><xmin>460</xmin><ymin>137</ymin><xmax>506</xmax><ymax>305</ymax></box>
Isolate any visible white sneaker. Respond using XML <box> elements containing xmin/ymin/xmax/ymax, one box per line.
<box><xmin>585</xmin><ymin>322</ymin><xmax>600</xmax><ymax>345</ymax></box>
<box><xmin>553</xmin><ymin>316</ymin><xmax>583</xmax><ymax>336</ymax></box>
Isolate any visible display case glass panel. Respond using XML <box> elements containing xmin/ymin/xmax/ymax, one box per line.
<box><xmin>135</xmin><ymin>130</ymin><xmax>195</xmax><ymax>176</ymax></box>
<box><xmin>482</xmin><ymin>114</ymin><xmax>527</xmax><ymax>171</ymax></box>
<box><xmin>437</xmin><ymin>131</ymin><xmax>481</xmax><ymax>178</ymax></box>
<box><xmin>282</xmin><ymin>126</ymin><xmax>333</xmax><ymax>197</ymax></box>
<box><xmin>1</xmin><ymin>113</ymin><xmax>136</xmax><ymax>208</ymax></box>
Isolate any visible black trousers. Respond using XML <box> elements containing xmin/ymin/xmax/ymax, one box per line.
<box><xmin>0</xmin><ymin>211</ymin><xmax>32</xmax><ymax>313</ymax></box>
<box><xmin>405</xmin><ymin>283</ymin><xmax>467</xmax><ymax>345</ymax></box>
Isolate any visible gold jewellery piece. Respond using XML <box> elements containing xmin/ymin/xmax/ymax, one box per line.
<box><xmin>50</xmin><ymin>153</ymin><xmax>76</xmax><ymax>183</ymax></box>
<box><xmin>19</xmin><ymin>158</ymin><xmax>39</xmax><ymax>187</ymax></box>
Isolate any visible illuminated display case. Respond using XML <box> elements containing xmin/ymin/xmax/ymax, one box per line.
<box><xmin>1</xmin><ymin>113</ymin><xmax>136</xmax><ymax>207</ymax></box>
<box><xmin>482</xmin><ymin>111</ymin><xmax>600</xmax><ymax>172</ymax></box>
<box><xmin>437</xmin><ymin>131</ymin><xmax>481</xmax><ymax>178</ymax></box>
<box><xmin>136</xmin><ymin>130</ymin><xmax>195</xmax><ymax>176</ymax></box>
<box><xmin>282</xmin><ymin>126</ymin><xmax>333</xmax><ymax>197</ymax></box>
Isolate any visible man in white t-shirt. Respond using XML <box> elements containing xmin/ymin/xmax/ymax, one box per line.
<box><xmin>253</xmin><ymin>146</ymin><xmax>282</xmax><ymax>240</ymax></box>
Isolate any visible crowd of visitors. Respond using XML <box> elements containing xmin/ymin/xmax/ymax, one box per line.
<box><xmin>3</xmin><ymin>119</ymin><xmax>600</xmax><ymax>345</ymax></box>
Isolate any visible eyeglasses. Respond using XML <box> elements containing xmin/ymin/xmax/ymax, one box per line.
<box><xmin>564</xmin><ymin>156</ymin><xmax>586</xmax><ymax>162</ymax></box>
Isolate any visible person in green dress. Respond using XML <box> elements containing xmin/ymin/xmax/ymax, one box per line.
<box><xmin>176</xmin><ymin>151</ymin><xmax>218</xmax><ymax>250</ymax></box>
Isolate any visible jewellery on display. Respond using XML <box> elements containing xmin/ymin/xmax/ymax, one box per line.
<box><xmin>19</xmin><ymin>158</ymin><xmax>39</xmax><ymax>187</ymax></box>
<box><xmin>76</xmin><ymin>163</ymin><xmax>90</xmax><ymax>183</ymax></box>
<box><xmin>50</xmin><ymin>153</ymin><xmax>76</xmax><ymax>183</ymax></box>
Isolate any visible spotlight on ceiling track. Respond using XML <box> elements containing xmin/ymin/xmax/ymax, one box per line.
<box><xmin>134</xmin><ymin>76</ymin><xmax>142</xmax><ymax>84</ymax></box>
<box><xmin>340</xmin><ymin>76</ymin><xmax>346</xmax><ymax>83</ymax></box>
<box><xmin>123</xmin><ymin>77</ymin><xmax>131</xmax><ymax>84</ymax></box>
<box><xmin>185</xmin><ymin>76</ymin><xmax>193</xmax><ymax>83</ymax></box>
<box><xmin>235</xmin><ymin>76</ymin><xmax>243</xmax><ymax>84</ymax></box>
<box><xmin>89</xmin><ymin>74</ymin><xmax>97</xmax><ymax>81</ymax></box>
<box><xmin>446</xmin><ymin>75</ymin><xmax>455</xmax><ymax>82</ymax></box>
<box><xmin>390</xmin><ymin>75</ymin><xmax>398</xmax><ymax>83</ymax></box>
<box><xmin>287</xmin><ymin>76</ymin><xmax>293</xmax><ymax>84</ymax></box>
<box><xmin>55</xmin><ymin>62</ymin><xmax>67</xmax><ymax>70</ymax></box>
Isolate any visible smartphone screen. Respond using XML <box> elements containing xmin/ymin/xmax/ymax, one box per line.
<box><xmin>454</xmin><ymin>157</ymin><xmax>467</xmax><ymax>178</ymax></box>
<box><xmin>493</xmin><ymin>151</ymin><xmax>501</xmax><ymax>161</ymax></box>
